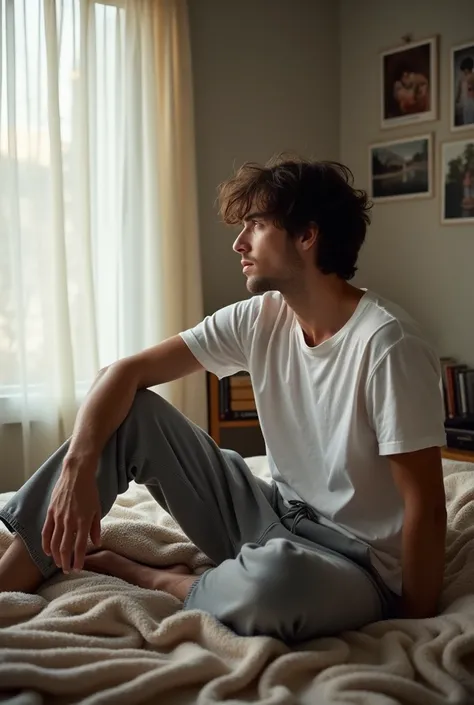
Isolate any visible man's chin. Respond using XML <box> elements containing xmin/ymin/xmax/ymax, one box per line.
<box><xmin>246</xmin><ymin>275</ymin><xmax>275</xmax><ymax>295</ymax></box>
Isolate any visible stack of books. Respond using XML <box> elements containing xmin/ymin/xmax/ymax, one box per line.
<box><xmin>219</xmin><ymin>372</ymin><xmax>258</xmax><ymax>420</ymax></box>
<box><xmin>441</xmin><ymin>357</ymin><xmax>474</xmax><ymax>419</ymax></box>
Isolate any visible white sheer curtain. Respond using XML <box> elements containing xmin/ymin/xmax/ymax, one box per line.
<box><xmin>0</xmin><ymin>0</ymin><xmax>205</xmax><ymax>484</ymax></box>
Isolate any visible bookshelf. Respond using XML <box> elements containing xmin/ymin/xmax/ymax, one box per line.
<box><xmin>441</xmin><ymin>357</ymin><xmax>474</xmax><ymax>419</ymax></box>
<box><xmin>440</xmin><ymin>357</ymin><xmax>474</xmax><ymax>461</ymax></box>
<box><xmin>207</xmin><ymin>374</ymin><xmax>474</xmax><ymax>463</ymax></box>
<box><xmin>208</xmin><ymin>373</ymin><xmax>259</xmax><ymax>446</ymax></box>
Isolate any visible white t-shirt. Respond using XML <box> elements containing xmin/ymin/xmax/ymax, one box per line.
<box><xmin>180</xmin><ymin>290</ymin><xmax>446</xmax><ymax>594</ymax></box>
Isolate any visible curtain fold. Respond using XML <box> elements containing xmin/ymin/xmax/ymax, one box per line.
<box><xmin>44</xmin><ymin>0</ymin><xmax>77</xmax><ymax>437</ymax></box>
<box><xmin>150</xmin><ymin>0</ymin><xmax>205</xmax><ymax>424</ymax></box>
<box><xmin>0</xmin><ymin>0</ymin><xmax>205</xmax><ymax>486</ymax></box>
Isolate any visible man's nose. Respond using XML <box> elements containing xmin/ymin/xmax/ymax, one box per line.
<box><xmin>233</xmin><ymin>231</ymin><xmax>249</xmax><ymax>254</ymax></box>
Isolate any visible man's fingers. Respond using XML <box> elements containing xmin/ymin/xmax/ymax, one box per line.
<box><xmin>59</xmin><ymin>523</ymin><xmax>76</xmax><ymax>574</ymax></box>
<box><xmin>73</xmin><ymin>525</ymin><xmax>89</xmax><ymax>572</ymax></box>
<box><xmin>41</xmin><ymin>512</ymin><xmax>54</xmax><ymax>556</ymax></box>
<box><xmin>90</xmin><ymin>513</ymin><xmax>101</xmax><ymax>547</ymax></box>
<box><xmin>49</xmin><ymin>521</ymin><xmax>64</xmax><ymax>569</ymax></box>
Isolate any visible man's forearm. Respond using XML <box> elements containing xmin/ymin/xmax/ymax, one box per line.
<box><xmin>64</xmin><ymin>363</ymin><xmax>138</xmax><ymax>474</ymax></box>
<box><xmin>400</xmin><ymin>503</ymin><xmax>447</xmax><ymax>618</ymax></box>
<box><xmin>62</xmin><ymin>336</ymin><xmax>201</xmax><ymax>477</ymax></box>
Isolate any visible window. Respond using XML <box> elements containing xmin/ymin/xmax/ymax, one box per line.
<box><xmin>0</xmin><ymin>0</ymin><xmax>203</xmax><ymax>477</ymax></box>
<box><xmin>0</xmin><ymin>1</ymin><xmax>132</xmax><ymax>420</ymax></box>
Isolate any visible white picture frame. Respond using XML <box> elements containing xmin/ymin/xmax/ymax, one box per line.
<box><xmin>441</xmin><ymin>139</ymin><xmax>474</xmax><ymax>224</ymax></box>
<box><xmin>369</xmin><ymin>134</ymin><xmax>433</xmax><ymax>203</ymax></box>
<box><xmin>380</xmin><ymin>37</ymin><xmax>438</xmax><ymax>129</ymax></box>
<box><xmin>450</xmin><ymin>41</ymin><xmax>474</xmax><ymax>133</ymax></box>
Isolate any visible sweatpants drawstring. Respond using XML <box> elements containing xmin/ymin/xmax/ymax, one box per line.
<box><xmin>280</xmin><ymin>500</ymin><xmax>320</xmax><ymax>533</ymax></box>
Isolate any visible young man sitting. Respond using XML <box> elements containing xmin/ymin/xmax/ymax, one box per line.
<box><xmin>0</xmin><ymin>157</ymin><xmax>447</xmax><ymax>643</ymax></box>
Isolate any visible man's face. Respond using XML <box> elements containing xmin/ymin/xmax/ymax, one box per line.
<box><xmin>232</xmin><ymin>212</ymin><xmax>304</xmax><ymax>295</ymax></box>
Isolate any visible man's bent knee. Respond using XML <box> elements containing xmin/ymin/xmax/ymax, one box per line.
<box><xmin>186</xmin><ymin>541</ymin><xmax>306</xmax><ymax>641</ymax></box>
<box><xmin>129</xmin><ymin>388</ymin><xmax>164</xmax><ymax>413</ymax></box>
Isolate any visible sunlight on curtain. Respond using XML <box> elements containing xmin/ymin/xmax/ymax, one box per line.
<box><xmin>0</xmin><ymin>0</ymin><xmax>205</xmax><ymax>484</ymax></box>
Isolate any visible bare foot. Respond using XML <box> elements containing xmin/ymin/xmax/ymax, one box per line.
<box><xmin>83</xmin><ymin>550</ymin><xmax>195</xmax><ymax>599</ymax></box>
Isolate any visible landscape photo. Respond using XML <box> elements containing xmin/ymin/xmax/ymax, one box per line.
<box><xmin>442</xmin><ymin>139</ymin><xmax>474</xmax><ymax>223</ymax></box>
<box><xmin>370</xmin><ymin>135</ymin><xmax>432</xmax><ymax>201</ymax></box>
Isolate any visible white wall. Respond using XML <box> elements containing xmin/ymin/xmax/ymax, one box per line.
<box><xmin>188</xmin><ymin>0</ymin><xmax>340</xmax><ymax>315</ymax></box>
<box><xmin>340</xmin><ymin>0</ymin><xmax>474</xmax><ymax>364</ymax></box>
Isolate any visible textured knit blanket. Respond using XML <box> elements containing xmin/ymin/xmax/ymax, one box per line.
<box><xmin>0</xmin><ymin>457</ymin><xmax>474</xmax><ymax>705</ymax></box>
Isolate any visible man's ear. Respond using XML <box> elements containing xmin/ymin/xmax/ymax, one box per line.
<box><xmin>298</xmin><ymin>223</ymin><xmax>318</xmax><ymax>252</ymax></box>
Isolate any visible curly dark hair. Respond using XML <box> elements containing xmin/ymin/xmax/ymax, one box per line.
<box><xmin>218</xmin><ymin>156</ymin><xmax>371</xmax><ymax>281</ymax></box>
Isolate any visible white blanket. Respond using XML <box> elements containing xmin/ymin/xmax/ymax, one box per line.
<box><xmin>1</xmin><ymin>457</ymin><xmax>474</xmax><ymax>705</ymax></box>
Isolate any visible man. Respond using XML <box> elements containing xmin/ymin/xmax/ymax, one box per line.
<box><xmin>0</xmin><ymin>158</ymin><xmax>447</xmax><ymax>643</ymax></box>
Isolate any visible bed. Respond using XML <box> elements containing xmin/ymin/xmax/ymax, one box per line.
<box><xmin>1</xmin><ymin>455</ymin><xmax>474</xmax><ymax>705</ymax></box>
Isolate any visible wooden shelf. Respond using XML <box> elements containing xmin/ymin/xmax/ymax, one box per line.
<box><xmin>441</xmin><ymin>447</ymin><xmax>474</xmax><ymax>463</ymax></box>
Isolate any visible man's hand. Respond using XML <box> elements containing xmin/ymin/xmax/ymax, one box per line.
<box><xmin>38</xmin><ymin>336</ymin><xmax>201</xmax><ymax>575</ymax></box>
<box><xmin>42</xmin><ymin>458</ymin><xmax>102</xmax><ymax>574</ymax></box>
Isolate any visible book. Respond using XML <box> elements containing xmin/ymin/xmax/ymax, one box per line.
<box><xmin>458</xmin><ymin>370</ymin><xmax>469</xmax><ymax>416</ymax></box>
<box><xmin>465</xmin><ymin>370</ymin><xmax>474</xmax><ymax>415</ymax></box>
<box><xmin>453</xmin><ymin>365</ymin><xmax>467</xmax><ymax>416</ymax></box>
<box><xmin>440</xmin><ymin>357</ymin><xmax>456</xmax><ymax>418</ymax></box>
<box><xmin>229</xmin><ymin>387</ymin><xmax>255</xmax><ymax>401</ymax></box>
<box><xmin>231</xmin><ymin>399</ymin><xmax>257</xmax><ymax>412</ymax></box>
<box><xmin>218</xmin><ymin>377</ymin><xmax>230</xmax><ymax>419</ymax></box>
<box><xmin>445</xmin><ymin>364</ymin><xmax>457</xmax><ymax>418</ymax></box>
<box><xmin>229</xmin><ymin>373</ymin><xmax>252</xmax><ymax>388</ymax></box>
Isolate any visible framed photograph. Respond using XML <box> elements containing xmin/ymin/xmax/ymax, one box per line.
<box><xmin>369</xmin><ymin>134</ymin><xmax>432</xmax><ymax>202</ymax></box>
<box><xmin>441</xmin><ymin>139</ymin><xmax>474</xmax><ymax>224</ymax></box>
<box><xmin>381</xmin><ymin>37</ymin><xmax>437</xmax><ymax>129</ymax></box>
<box><xmin>451</xmin><ymin>41</ymin><xmax>474</xmax><ymax>132</ymax></box>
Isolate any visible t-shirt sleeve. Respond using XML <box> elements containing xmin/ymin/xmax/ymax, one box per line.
<box><xmin>365</xmin><ymin>334</ymin><xmax>446</xmax><ymax>455</ymax></box>
<box><xmin>179</xmin><ymin>297</ymin><xmax>260</xmax><ymax>379</ymax></box>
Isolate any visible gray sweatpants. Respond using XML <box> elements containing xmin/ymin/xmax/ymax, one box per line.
<box><xmin>0</xmin><ymin>390</ymin><xmax>398</xmax><ymax>643</ymax></box>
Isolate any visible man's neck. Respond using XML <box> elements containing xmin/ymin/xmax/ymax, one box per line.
<box><xmin>282</xmin><ymin>275</ymin><xmax>365</xmax><ymax>348</ymax></box>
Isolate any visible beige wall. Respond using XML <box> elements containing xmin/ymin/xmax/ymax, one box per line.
<box><xmin>188</xmin><ymin>0</ymin><xmax>340</xmax><ymax>456</ymax></box>
<box><xmin>188</xmin><ymin>0</ymin><xmax>340</xmax><ymax>315</ymax></box>
<box><xmin>340</xmin><ymin>0</ymin><xmax>474</xmax><ymax>365</ymax></box>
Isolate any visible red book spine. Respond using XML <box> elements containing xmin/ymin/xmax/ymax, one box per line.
<box><xmin>446</xmin><ymin>366</ymin><xmax>456</xmax><ymax>418</ymax></box>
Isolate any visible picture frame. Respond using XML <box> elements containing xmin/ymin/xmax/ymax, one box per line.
<box><xmin>380</xmin><ymin>37</ymin><xmax>438</xmax><ymax>129</ymax></box>
<box><xmin>369</xmin><ymin>134</ymin><xmax>433</xmax><ymax>202</ymax></box>
<box><xmin>450</xmin><ymin>41</ymin><xmax>474</xmax><ymax>132</ymax></box>
<box><xmin>441</xmin><ymin>139</ymin><xmax>474</xmax><ymax>224</ymax></box>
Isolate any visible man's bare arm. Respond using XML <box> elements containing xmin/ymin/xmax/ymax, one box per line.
<box><xmin>66</xmin><ymin>335</ymin><xmax>203</xmax><ymax>471</ymax></box>
<box><xmin>388</xmin><ymin>446</ymin><xmax>447</xmax><ymax>619</ymax></box>
<box><xmin>42</xmin><ymin>335</ymin><xmax>202</xmax><ymax>572</ymax></box>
